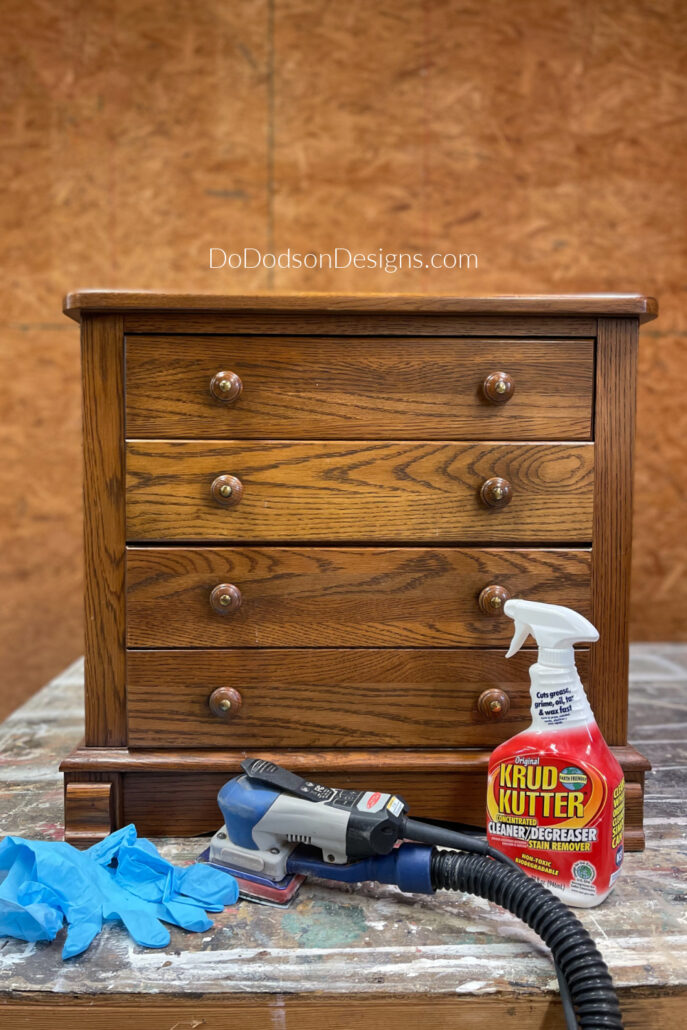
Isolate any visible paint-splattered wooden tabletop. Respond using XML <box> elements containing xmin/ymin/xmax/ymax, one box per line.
<box><xmin>1</xmin><ymin>647</ymin><xmax>686</xmax><ymax>1027</ymax></box>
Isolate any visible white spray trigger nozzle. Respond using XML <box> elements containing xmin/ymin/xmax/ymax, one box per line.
<box><xmin>503</xmin><ymin>599</ymin><xmax>598</xmax><ymax>658</ymax></box>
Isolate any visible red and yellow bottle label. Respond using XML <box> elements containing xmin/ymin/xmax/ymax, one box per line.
<box><xmin>487</xmin><ymin>752</ymin><xmax>624</xmax><ymax>898</ymax></box>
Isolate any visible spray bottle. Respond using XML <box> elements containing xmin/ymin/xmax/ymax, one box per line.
<box><xmin>486</xmin><ymin>599</ymin><xmax>625</xmax><ymax>907</ymax></box>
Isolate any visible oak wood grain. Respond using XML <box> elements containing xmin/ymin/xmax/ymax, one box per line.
<box><xmin>63</xmin><ymin>290</ymin><xmax>659</xmax><ymax>321</ymax></box>
<box><xmin>125</xmin><ymin>648</ymin><xmax>590</xmax><ymax>749</ymax></box>
<box><xmin>125</xmin><ymin>441</ymin><xmax>595</xmax><ymax>543</ymax></box>
<box><xmin>125</xmin><ymin>545</ymin><xmax>591</xmax><ymax>648</ymax></box>
<box><xmin>82</xmin><ymin>315</ymin><xmax>127</xmax><ymax>746</ymax></box>
<box><xmin>590</xmin><ymin>319</ymin><xmax>637</xmax><ymax>745</ymax></box>
<box><xmin>63</xmin><ymin>782</ymin><xmax>115</xmax><ymax>846</ymax></box>
<box><xmin>125</xmin><ymin>335</ymin><xmax>594</xmax><ymax>439</ymax></box>
<box><xmin>123</xmin><ymin>313</ymin><xmax>600</xmax><ymax>336</ymax></box>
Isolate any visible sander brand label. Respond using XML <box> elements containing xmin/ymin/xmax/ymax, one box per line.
<box><xmin>357</xmin><ymin>791</ymin><xmax>388</xmax><ymax>813</ymax></box>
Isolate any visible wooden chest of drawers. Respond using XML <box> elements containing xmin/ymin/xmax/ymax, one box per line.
<box><xmin>61</xmin><ymin>292</ymin><xmax>656</xmax><ymax>849</ymax></box>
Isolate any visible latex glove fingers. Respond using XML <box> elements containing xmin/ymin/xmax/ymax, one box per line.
<box><xmin>93</xmin><ymin>866</ymin><xmax>172</xmax><ymax>949</ymax></box>
<box><xmin>105</xmin><ymin>860</ymin><xmax>214</xmax><ymax>934</ymax></box>
<box><xmin>104</xmin><ymin>838</ymin><xmax>238</xmax><ymax>911</ymax></box>
<box><xmin>113</xmin><ymin>845</ymin><xmax>181</xmax><ymax>902</ymax></box>
<box><xmin>86</xmin><ymin>824</ymin><xmax>137</xmax><ymax>866</ymax></box>
<box><xmin>62</xmin><ymin>913</ymin><xmax>104</xmax><ymax>959</ymax></box>
<box><xmin>92</xmin><ymin>852</ymin><xmax>208</xmax><ymax>943</ymax></box>
<box><xmin>18</xmin><ymin>878</ymin><xmax>105</xmax><ymax>960</ymax></box>
<box><xmin>112</xmin><ymin>906</ymin><xmax>171</xmax><ymax>950</ymax></box>
<box><xmin>155</xmin><ymin>898</ymin><xmax>213</xmax><ymax>934</ymax></box>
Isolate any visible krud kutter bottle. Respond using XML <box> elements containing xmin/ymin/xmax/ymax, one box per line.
<box><xmin>486</xmin><ymin>599</ymin><xmax>625</xmax><ymax>907</ymax></box>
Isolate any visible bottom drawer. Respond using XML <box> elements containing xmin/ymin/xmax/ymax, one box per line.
<box><xmin>126</xmin><ymin>648</ymin><xmax>589</xmax><ymax>749</ymax></box>
<box><xmin>121</xmin><ymin>770</ymin><xmax>489</xmax><ymax>831</ymax></box>
<box><xmin>117</xmin><ymin>769</ymin><xmax>645</xmax><ymax>847</ymax></box>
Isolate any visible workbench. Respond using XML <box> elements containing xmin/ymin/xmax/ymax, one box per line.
<box><xmin>1</xmin><ymin>645</ymin><xmax>686</xmax><ymax>1028</ymax></box>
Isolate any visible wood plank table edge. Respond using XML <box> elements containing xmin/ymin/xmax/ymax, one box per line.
<box><xmin>2</xmin><ymin>986</ymin><xmax>685</xmax><ymax>1029</ymax></box>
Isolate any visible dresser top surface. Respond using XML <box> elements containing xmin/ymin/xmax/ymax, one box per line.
<box><xmin>63</xmin><ymin>290</ymin><xmax>658</xmax><ymax>323</ymax></box>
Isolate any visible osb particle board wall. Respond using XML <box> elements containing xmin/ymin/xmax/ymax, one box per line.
<box><xmin>0</xmin><ymin>0</ymin><xmax>685</xmax><ymax>719</ymax></box>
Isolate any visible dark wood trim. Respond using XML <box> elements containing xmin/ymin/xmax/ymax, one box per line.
<box><xmin>122</xmin><ymin>313</ymin><xmax>601</xmax><ymax>335</ymax></box>
<box><xmin>60</xmin><ymin>742</ymin><xmax>651</xmax><ymax>774</ymax></box>
<box><xmin>63</xmin><ymin>290</ymin><xmax>658</xmax><ymax>322</ymax></box>
<box><xmin>590</xmin><ymin>318</ymin><xmax>638</xmax><ymax>745</ymax></box>
<box><xmin>81</xmin><ymin>314</ymin><xmax>127</xmax><ymax>745</ymax></box>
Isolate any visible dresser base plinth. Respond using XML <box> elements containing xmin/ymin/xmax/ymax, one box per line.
<box><xmin>61</xmin><ymin>745</ymin><xmax>650</xmax><ymax>851</ymax></box>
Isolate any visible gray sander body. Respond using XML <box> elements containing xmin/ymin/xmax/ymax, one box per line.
<box><xmin>210</xmin><ymin>792</ymin><xmax>352</xmax><ymax>880</ymax></box>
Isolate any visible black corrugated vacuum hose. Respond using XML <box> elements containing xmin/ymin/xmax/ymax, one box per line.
<box><xmin>430</xmin><ymin>849</ymin><xmax>623</xmax><ymax>1030</ymax></box>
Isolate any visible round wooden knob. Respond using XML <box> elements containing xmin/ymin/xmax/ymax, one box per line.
<box><xmin>482</xmin><ymin>371</ymin><xmax>514</xmax><ymax>405</ymax></box>
<box><xmin>208</xmin><ymin>687</ymin><xmax>243</xmax><ymax>718</ymax></box>
<box><xmin>210</xmin><ymin>370</ymin><xmax>243</xmax><ymax>403</ymax></box>
<box><xmin>211</xmin><ymin>474</ymin><xmax>244</xmax><ymax>507</ymax></box>
<box><xmin>478</xmin><ymin>584</ymin><xmax>511</xmax><ymax>615</ymax></box>
<box><xmin>477</xmin><ymin>689</ymin><xmax>510</xmax><ymax>721</ymax></box>
<box><xmin>210</xmin><ymin>583</ymin><xmax>242</xmax><ymax>614</ymax></box>
<box><xmin>480</xmin><ymin>477</ymin><xmax>512</xmax><ymax>509</ymax></box>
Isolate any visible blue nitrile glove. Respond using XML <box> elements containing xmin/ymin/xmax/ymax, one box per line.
<box><xmin>0</xmin><ymin>840</ymin><xmax>64</xmax><ymax>943</ymax></box>
<box><xmin>0</xmin><ymin>825</ymin><xmax>238</xmax><ymax>959</ymax></box>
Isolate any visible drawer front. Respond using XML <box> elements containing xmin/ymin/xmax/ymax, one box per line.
<box><xmin>120</xmin><ymin>771</ymin><xmax>490</xmax><ymax>835</ymax></box>
<box><xmin>126</xmin><ymin>648</ymin><xmax>588</xmax><ymax>749</ymax></box>
<box><xmin>125</xmin><ymin>335</ymin><xmax>594</xmax><ymax>439</ymax></box>
<box><xmin>126</xmin><ymin>546</ymin><xmax>591</xmax><ymax>648</ymax></box>
<box><xmin>126</xmin><ymin>441</ymin><xmax>594</xmax><ymax>543</ymax></box>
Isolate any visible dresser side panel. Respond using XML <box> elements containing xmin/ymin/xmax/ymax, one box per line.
<box><xmin>590</xmin><ymin>317</ymin><xmax>638</xmax><ymax>744</ymax></box>
<box><xmin>82</xmin><ymin>314</ymin><xmax>127</xmax><ymax>745</ymax></box>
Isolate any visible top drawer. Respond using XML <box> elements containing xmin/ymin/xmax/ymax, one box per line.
<box><xmin>125</xmin><ymin>336</ymin><xmax>594</xmax><ymax>439</ymax></box>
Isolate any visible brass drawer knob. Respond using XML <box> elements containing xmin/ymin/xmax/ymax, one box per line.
<box><xmin>477</xmin><ymin>688</ymin><xmax>510</xmax><ymax>721</ymax></box>
<box><xmin>210</xmin><ymin>583</ymin><xmax>242</xmax><ymax>614</ymax></box>
<box><xmin>480</xmin><ymin>476</ymin><xmax>512</xmax><ymax>509</ymax></box>
<box><xmin>482</xmin><ymin>371</ymin><xmax>514</xmax><ymax>404</ymax></box>
<box><xmin>209</xmin><ymin>687</ymin><xmax>243</xmax><ymax>718</ymax></box>
<box><xmin>211</xmin><ymin>474</ymin><xmax>244</xmax><ymax>507</ymax></box>
<box><xmin>478</xmin><ymin>584</ymin><xmax>511</xmax><ymax>615</ymax></box>
<box><xmin>210</xmin><ymin>370</ymin><xmax>243</xmax><ymax>403</ymax></box>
